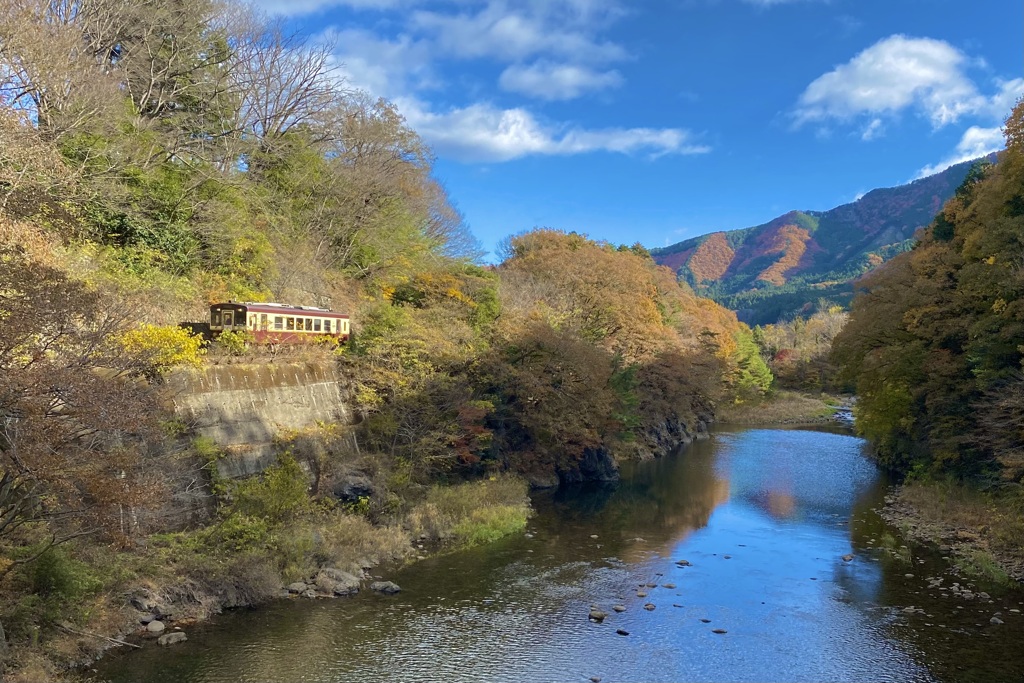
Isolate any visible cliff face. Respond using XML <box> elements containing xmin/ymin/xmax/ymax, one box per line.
<box><xmin>167</xmin><ymin>362</ymin><xmax>355</xmax><ymax>479</ymax></box>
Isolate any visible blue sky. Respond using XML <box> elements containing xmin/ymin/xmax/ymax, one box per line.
<box><xmin>253</xmin><ymin>0</ymin><xmax>1023</xmax><ymax>258</ymax></box>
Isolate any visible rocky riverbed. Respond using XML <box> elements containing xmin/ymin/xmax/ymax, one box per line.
<box><xmin>879</xmin><ymin>487</ymin><xmax>1024</xmax><ymax>584</ymax></box>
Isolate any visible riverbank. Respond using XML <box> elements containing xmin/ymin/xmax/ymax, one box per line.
<box><xmin>3</xmin><ymin>475</ymin><xmax>532</xmax><ymax>683</ymax></box>
<box><xmin>714</xmin><ymin>390</ymin><xmax>850</xmax><ymax>426</ymax></box>
<box><xmin>880</xmin><ymin>482</ymin><xmax>1024</xmax><ymax>585</ymax></box>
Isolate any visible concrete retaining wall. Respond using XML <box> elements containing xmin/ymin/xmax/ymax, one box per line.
<box><xmin>166</xmin><ymin>362</ymin><xmax>353</xmax><ymax>479</ymax></box>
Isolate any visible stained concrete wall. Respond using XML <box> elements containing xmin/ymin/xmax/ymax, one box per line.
<box><xmin>166</xmin><ymin>362</ymin><xmax>353</xmax><ymax>479</ymax></box>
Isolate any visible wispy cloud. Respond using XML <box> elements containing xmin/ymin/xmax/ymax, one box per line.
<box><xmin>915</xmin><ymin>126</ymin><xmax>1004</xmax><ymax>179</ymax></box>
<box><xmin>396</xmin><ymin>98</ymin><xmax>709</xmax><ymax>162</ymax></box>
<box><xmin>253</xmin><ymin>0</ymin><xmax>412</xmax><ymax>17</ymax></box>
<box><xmin>306</xmin><ymin>1</ymin><xmax>702</xmax><ymax>163</ymax></box>
<box><xmin>499</xmin><ymin>61</ymin><xmax>623</xmax><ymax>100</ymax></box>
<box><xmin>741</xmin><ymin>0</ymin><xmax>829</xmax><ymax>6</ymax></box>
<box><xmin>409</xmin><ymin>2</ymin><xmax>628</xmax><ymax>64</ymax></box>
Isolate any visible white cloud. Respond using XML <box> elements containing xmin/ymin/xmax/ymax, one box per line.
<box><xmin>297</xmin><ymin>1</ymin><xmax>695</xmax><ymax>163</ymax></box>
<box><xmin>499</xmin><ymin>61</ymin><xmax>622</xmax><ymax>100</ymax></box>
<box><xmin>253</xmin><ymin>0</ymin><xmax>410</xmax><ymax>17</ymax></box>
<box><xmin>742</xmin><ymin>0</ymin><xmax>827</xmax><ymax>5</ymax></box>
<box><xmin>396</xmin><ymin>98</ymin><xmax>709</xmax><ymax>162</ymax></box>
<box><xmin>989</xmin><ymin>78</ymin><xmax>1024</xmax><ymax>119</ymax></box>
<box><xmin>326</xmin><ymin>29</ymin><xmax>439</xmax><ymax>98</ymax></box>
<box><xmin>860</xmin><ymin>117</ymin><xmax>884</xmax><ymax>141</ymax></box>
<box><xmin>794</xmin><ymin>35</ymin><xmax>986</xmax><ymax>129</ymax></box>
<box><xmin>915</xmin><ymin>126</ymin><xmax>1003</xmax><ymax>178</ymax></box>
<box><xmin>410</xmin><ymin>2</ymin><xmax>628</xmax><ymax>64</ymax></box>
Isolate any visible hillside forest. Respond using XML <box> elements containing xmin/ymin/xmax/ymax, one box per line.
<box><xmin>652</xmin><ymin>157</ymin><xmax>984</xmax><ymax>325</ymax></box>
<box><xmin>0</xmin><ymin>1</ymin><xmax>772</xmax><ymax>677</ymax></box>
<box><xmin>834</xmin><ymin>102</ymin><xmax>1024</xmax><ymax>486</ymax></box>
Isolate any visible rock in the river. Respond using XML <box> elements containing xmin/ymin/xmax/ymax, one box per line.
<box><xmin>157</xmin><ymin>632</ymin><xmax>187</xmax><ymax>646</ymax></box>
<box><xmin>370</xmin><ymin>581</ymin><xmax>402</xmax><ymax>594</ymax></box>
<box><xmin>612</xmin><ymin>605</ymin><xmax>626</xmax><ymax>613</ymax></box>
<box><xmin>615</xmin><ymin>629</ymin><xmax>629</xmax><ymax>636</ymax></box>
<box><xmin>991</xmin><ymin>617</ymin><xmax>1005</xmax><ymax>625</ymax></box>
<box><xmin>662</xmin><ymin>583</ymin><xmax>676</xmax><ymax>589</ymax></box>
<box><xmin>589</xmin><ymin>609</ymin><xmax>608</xmax><ymax>622</ymax></box>
<box><xmin>316</xmin><ymin>568</ymin><xmax>361</xmax><ymax>596</ymax></box>
<box><xmin>841</xmin><ymin>554</ymin><xmax>854</xmax><ymax>562</ymax></box>
<box><xmin>675</xmin><ymin>559</ymin><xmax>692</xmax><ymax>567</ymax></box>
<box><xmin>643</xmin><ymin>603</ymin><xmax>656</xmax><ymax>611</ymax></box>
<box><xmin>287</xmin><ymin>582</ymin><xmax>308</xmax><ymax>594</ymax></box>
<box><xmin>302</xmin><ymin>589</ymin><xmax>317</xmax><ymax>599</ymax></box>
<box><xmin>636</xmin><ymin>592</ymin><xmax>647</xmax><ymax>598</ymax></box>
<box><xmin>711</xmin><ymin>628</ymin><xmax>727</xmax><ymax>634</ymax></box>
<box><xmin>146</xmin><ymin>621</ymin><xmax>166</xmax><ymax>634</ymax></box>
<box><xmin>700</xmin><ymin>618</ymin><xmax>711</xmax><ymax>623</ymax></box>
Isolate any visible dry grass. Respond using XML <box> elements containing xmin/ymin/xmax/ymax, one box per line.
<box><xmin>716</xmin><ymin>391</ymin><xmax>840</xmax><ymax>425</ymax></box>
<box><xmin>407</xmin><ymin>476</ymin><xmax>531</xmax><ymax>546</ymax></box>
<box><xmin>312</xmin><ymin>514</ymin><xmax>412</xmax><ymax>574</ymax></box>
<box><xmin>889</xmin><ymin>482</ymin><xmax>1024</xmax><ymax>584</ymax></box>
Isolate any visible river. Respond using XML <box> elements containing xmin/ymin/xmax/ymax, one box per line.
<box><xmin>91</xmin><ymin>427</ymin><xmax>1024</xmax><ymax>683</ymax></box>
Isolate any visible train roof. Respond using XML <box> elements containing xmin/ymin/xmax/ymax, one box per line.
<box><xmin>212</xmin><ymin>302</ymin><xmax>349</xmax><ymax>317</ymax></box>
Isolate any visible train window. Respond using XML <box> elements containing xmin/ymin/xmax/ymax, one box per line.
<box><xmin>342</xmin><ymin>320</ymin><xmax>349</xmax><ymax>333</ymax></box>
<box><xmin>235</xmin><ymin>311</ymin><xmax>245</xmax><ymax>325</ymax></box>
<box><xmin>314</xmin><ymin>319</ymin><xmax>322</xmax><ymax>332</ymax></box>
<box><xmin>260</xmin><ymin>314</ymin><xmax>268</xmax><ymax>330</ymax></box>
<box><xmin>286</xmin><ymin>317</ymin><xmax>295</xmax><ymax>330</ymax></box>
<box><xmin>274</xmin><ymin>316</ymin><xmax>283</xmax><ymax>330</ymax></box>
<box><xmin>325</xmin><ymin>319</ymin><xmax>333</xmax><ymax>332</ymax></box>
<box><xmin>304</xmin><ymin>318</ymin><xmax>313</xmax><ymax>331</ymax></box>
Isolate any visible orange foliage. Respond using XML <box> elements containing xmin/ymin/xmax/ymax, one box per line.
<box><xmin>756</xmin><ymin>224</ymin><xmax>810</xmax><ymax>286</ymax></box>
<box><xmin>688</xmin><ymin>232</ymin><xmax>735</xmax><ymax>283</ymax></box>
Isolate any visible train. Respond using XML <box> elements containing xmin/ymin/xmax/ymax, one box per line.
<box><xmin>209</xmin><ymin>302</ymin><xmax>350</xmax><ymax>343</ymax></box>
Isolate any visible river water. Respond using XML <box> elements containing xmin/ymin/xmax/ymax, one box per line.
<box><xmin>92</xmin><ymin>428</ymin><xmax>1024</xmax><ymax>683</ymax></box>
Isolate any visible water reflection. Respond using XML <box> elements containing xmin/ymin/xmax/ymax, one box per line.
<box><xmin>92</xmin><ymin>428</ymin><xmax>1024</xmax><ymax>683</ymax></box>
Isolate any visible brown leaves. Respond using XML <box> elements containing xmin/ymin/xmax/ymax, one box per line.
<box><xmin>1</xmin><ymin>248</ymin><xmax>165</xmax><ymax>542</ymax></box>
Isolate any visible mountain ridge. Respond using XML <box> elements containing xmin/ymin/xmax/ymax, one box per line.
<box><xmin>651</xmin><ymin>156</ymin><xmax>997</xmax><ymax>325</ymax></box>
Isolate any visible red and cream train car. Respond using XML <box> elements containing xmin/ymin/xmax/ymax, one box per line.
<box><xmin>209</xmin><ymin>302</ymin><xmax>350</xmax><ymax>343</ymax></box>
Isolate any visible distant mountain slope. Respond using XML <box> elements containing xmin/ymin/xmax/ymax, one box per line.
<box><xmin>652</xmin><ymin>157</ymin><xmax>994</xmax><ymax>325</ymax></box>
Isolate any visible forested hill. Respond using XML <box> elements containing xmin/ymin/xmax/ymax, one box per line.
<box><xmin>651</xmin><ymin>157</ymin><xmax>995</xmax><ymax>325</ymax></box>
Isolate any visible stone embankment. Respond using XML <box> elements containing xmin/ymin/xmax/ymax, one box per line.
<box><xmin>166</xmin><ymin>361</ymin><xmax>355</xmax><ymax>479</ymax></box>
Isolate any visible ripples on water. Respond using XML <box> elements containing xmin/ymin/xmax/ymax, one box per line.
<box><xmin>92</xmin><ymin>428</ymin><xmax>1024</xmax><ymax>683</ymax></box>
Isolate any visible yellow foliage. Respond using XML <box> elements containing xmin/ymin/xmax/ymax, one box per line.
<box><xmin>118</xmin><ymin>323</ymin><xmax>206</xmax><ymax>372</ymax></box>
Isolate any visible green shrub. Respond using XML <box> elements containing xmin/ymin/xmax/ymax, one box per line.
<box><xmin>451</xmin><ymin>505</ymin><xmax>529</xmax><ymax>546</ymax></box>
<box><xmin>228</xmin><ymin>453</ymin><xmax>312</xmax><ymax>524</ymax></box>
<box><xmin>407</xmin><ymin>476</ymin><xmax>531</xmax><ymax>545</ymax></box>
<box><xmin>200</xmin><ymin>513</ymin><xmax>273</xmax><ymax>554</ymax></box>
<box><xmin>215</xmin><ymin>329</ymin><xmax>252</xmax><ymax>356</ymax></box>
<box><xmin>31</xmin><ymin>547</ymin><xmax>103</xmax><ymax>600</ymax></box>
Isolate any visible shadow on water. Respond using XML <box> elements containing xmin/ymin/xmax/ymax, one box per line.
<box><xmin>91</xmin><ymin>428</ymin><xmax>1024</xmax><ymax>683</ymax></box>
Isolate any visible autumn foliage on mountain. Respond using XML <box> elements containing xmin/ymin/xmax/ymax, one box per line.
<box><xmin>833</xmin><ymin>100</ymin><xmax>1024</xmax><ymax>483</ymax></box>
<box><xmin>653</xmin><ymin>160</ymin><xmax>988</xmax><ymax>324</ymax></box>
